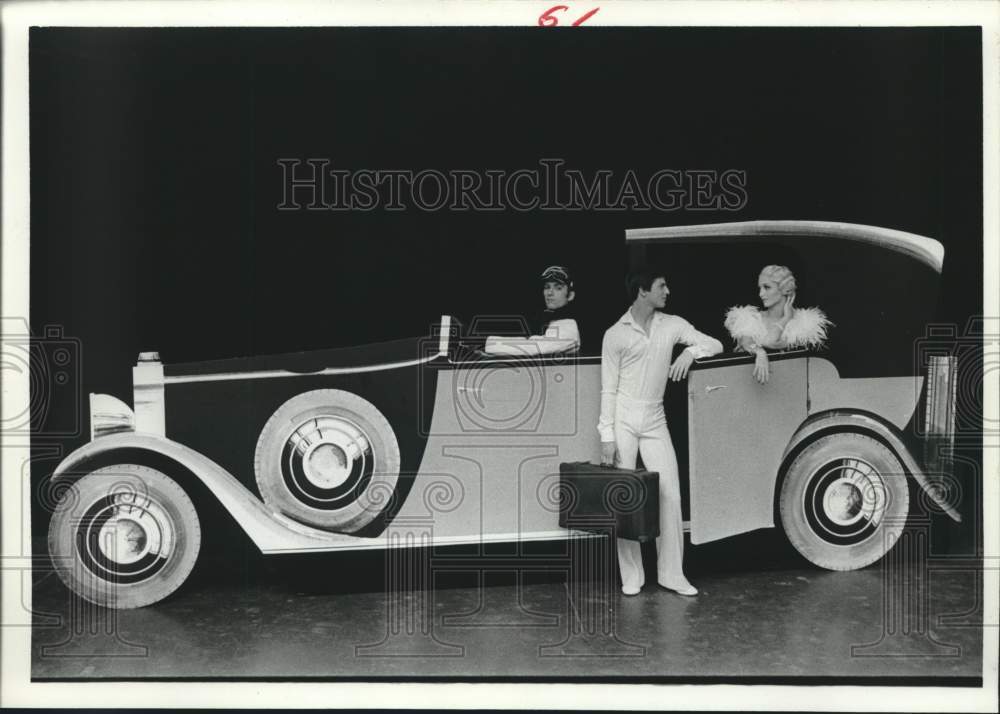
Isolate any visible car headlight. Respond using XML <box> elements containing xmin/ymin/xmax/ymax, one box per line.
<box><xmin>89</xmin><ymin>393</ymin><xmax>135</xmax><ymax>440</ymax></box>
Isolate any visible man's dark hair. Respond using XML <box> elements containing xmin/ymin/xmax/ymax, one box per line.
<box><xmin>626</xmin><ymin>268</ymin><xmax>667</xmax><ymax>302</ymax></box>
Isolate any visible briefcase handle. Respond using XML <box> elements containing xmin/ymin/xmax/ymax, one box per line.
<box><xmin>562</xmin><ymin>460</ymin><xmax>655</xmax><ymax>476</ymax></box>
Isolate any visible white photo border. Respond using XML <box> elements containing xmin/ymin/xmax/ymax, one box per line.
<box><xmin>2</xmin><ymin>1</ymin><xmax>997</xmax><ymax>710</ymax></box>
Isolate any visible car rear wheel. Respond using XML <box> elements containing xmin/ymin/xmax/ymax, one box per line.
<box><xmin>254</xmin><ymin>389</ymin><xmax>400</xmax><ymax>532</ymax></box>
<box><xmin>779</xmin><ymin>433</ymin><xmax>909</xmax><ymax>570</ymax></box>
<box><xmin>47</xmin><ymin>464</ymin><xmax>201</xmax><ymax>609</ymax></box>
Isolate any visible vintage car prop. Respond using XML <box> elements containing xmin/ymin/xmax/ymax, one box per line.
<box><xmin>45</xmin><ymin>221</ymin><xmax>959</xmax><ymax>608</ymax></box>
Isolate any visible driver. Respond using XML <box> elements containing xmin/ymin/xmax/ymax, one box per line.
<box><xmin>484</xmin><ymin>265</ymin><xmax>580</xmax><ymax>356</ymax></box>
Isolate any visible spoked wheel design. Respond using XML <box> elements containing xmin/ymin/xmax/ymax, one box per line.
<box><xmin>254</xmin><ymin>389</ymin><xmax>400</xmax><ymax>532</ymax></box>
<box><xmin>47</xmin><ymin>464</ymin><xmax>201</xmax><ymax>609</ymax></box>
<box><xmin>803</xmin><ymin>457</ymin><xmax>888</xmax><ymax>545</ymax></box>
<box><xmin>780</xmin><ymin>433</ymin><xmax>909</xmax><ymax>570</ymax></box>
<box><xmin>280</xmin><ymin>414</ymin><xmax>377</xmax><ymax>509</ymax></box>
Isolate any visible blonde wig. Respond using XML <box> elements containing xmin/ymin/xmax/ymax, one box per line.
<box><xmin>759</xmin><ymin>265</ymin><xmax>797</xmax><ymax>296</ymax></box>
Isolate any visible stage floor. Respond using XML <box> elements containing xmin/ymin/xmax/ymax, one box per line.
<box><xmin>30</xmin><ymin>532</ymin><xmax>983</xmax><ymax>682</ymax></box>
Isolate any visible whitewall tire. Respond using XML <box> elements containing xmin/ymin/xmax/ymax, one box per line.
<box><xmin>779</xmin><ymin>433</ymin><xmax>909</xmax><ymax>570</ymax></box>
<box><xmin>254</xmin><ymin>389</ymin><xmax>400</xmax><ymax>532</ymax></box>
<box><xmin>47</xmin><ymin>464</ymin><xmax>201</xmax><ymax>609</ymax></box>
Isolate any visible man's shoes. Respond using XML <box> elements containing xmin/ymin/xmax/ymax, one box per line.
<box><xmin>658</xmin><ymin>581</ymin><xmax>698</xmax><ymax>597</ymax></box>
<box><xmin>621</xmin><ymin>583</ymin><xmax>642</xmax><ymax>596</ymax></box>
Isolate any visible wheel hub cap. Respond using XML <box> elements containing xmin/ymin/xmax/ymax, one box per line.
<box><xmin>98</xmin><ymin>518</ymin><xmax>150</xmax><ymax>564</ymax></box>
<box><xmin>280</xmin><ymin>415</ymin><xmax>376</xmax><ymax>509</ymax></box>
<box><xmin>76</xmin><ymin>488</ymin><xmax>175</xmax><ymax>583</ymax></box>
<box><xmin>823</xmin><ymin>480</ymin><xmax>864</xmax><ymax>525</ymax></box>
<box><xmin>804</xmin><ymin>458</ymin><xmax>887</xmax><ymax>545</ymax></box>
<box><xmin>303</xmin><ymin>443</ymin><xmax>350</xmax><ymax>489</ymax></box>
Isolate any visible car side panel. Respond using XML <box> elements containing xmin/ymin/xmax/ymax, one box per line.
<box><xmin>807</xmin><ymin>358</ymin><xmax>923</xmax><ymax>428</ymax></box>
<box><xmin>162</xmin><ymin>366</ymin><xmax>434</xmax><ymax>502</ymax></box>
<box><xmin>399</xmin><ymin>359</ymin><xmax>602</xmax><ymax>540</ymax></box>
<box><xmin>688</xmin><ymin>358</ymin><xmax>808</xmax><ymax>544</ymax></box>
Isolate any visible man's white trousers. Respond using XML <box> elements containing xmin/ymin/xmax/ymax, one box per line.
<box><xmin>612</xmin><ymin>395</ymin><xmax>688</xmax><ymax>592</ymax></box>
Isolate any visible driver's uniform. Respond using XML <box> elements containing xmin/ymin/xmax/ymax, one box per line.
<box><xmin>598</xmin><ymin>309</ymin><xmax>723</xmax><ymax>592</ymax></box>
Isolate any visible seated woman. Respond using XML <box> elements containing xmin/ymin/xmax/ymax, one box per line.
<box><xmin>724</xmin><ymin>264</ymin><xmax>831</xmax><ymax>384</ymax></box>
<box><xmin>484</xmin><ymin>265</ymin><xmax>580</xmax><ymax>357</ymax></box>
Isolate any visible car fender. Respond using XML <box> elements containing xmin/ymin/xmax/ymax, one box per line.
<box><xmin>781</xmin><ymin>410</ymin><xmax>961</xmax><ymax>523</ymax></box>
<box><xmin>50</xmin><ymin>433</ymin><xmax>369</xmax><ymax>553</ymax></box>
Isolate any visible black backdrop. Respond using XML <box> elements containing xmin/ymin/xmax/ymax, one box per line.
<box><xmin>29</xmin><ymin>27</ymin><xmax>983</xmax><ymax>557</ymax></box>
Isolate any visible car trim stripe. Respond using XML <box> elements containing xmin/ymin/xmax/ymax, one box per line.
<box><xmin>258</xmin><ymin>529</ymin><xmax>605</xmax><ymax>554</ymax></box>
<box><xmin>162</xmin><ymin>314</ymin><xmax>455</xmax><ymax>385</ymax></box>
<box><xmin>163</xmin><ymin>352</ymin><xmax>447</xmax><ymax>385</ymax></box>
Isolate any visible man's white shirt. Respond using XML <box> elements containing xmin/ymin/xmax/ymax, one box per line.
<box><xmin>598</xmin><ymin>310</ymin><xmax>723</xmax><ymax>442</ymax></box>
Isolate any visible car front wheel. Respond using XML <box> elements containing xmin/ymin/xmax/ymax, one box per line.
<box><xmin>47</xmin><ymin>464</ymin><xmax>202</xmax><ymax>609</ymax></box>
<box><xmin>779</xmin><ymin>432</ymin><xmax>909</xmax><ymax>570</ymax></box>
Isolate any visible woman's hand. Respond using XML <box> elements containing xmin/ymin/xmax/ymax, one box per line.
<box><xmin>753</xmin><ymin>348</ymin><xmax>770</xmax><ymax>384</ymax></box>
<box><xmin>601</xmin><ymin>441</ymin><xmax>618</xmax><ymax>467</ymax></box>
<box><xmin>781</xmin><ymin>292</ymin><xmax>796</xmax><ymax>323</ymax></box>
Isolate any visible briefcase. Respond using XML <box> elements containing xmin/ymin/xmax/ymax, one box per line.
<box><xmin>558</xmin><ymin>462</ymin><xmax>660</xmax><ymax>542</ymax></box>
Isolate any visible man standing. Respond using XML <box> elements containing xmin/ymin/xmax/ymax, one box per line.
<box><xmin>598</xmin><ymin>269</ymin><xmax>723</xmax><ymax>596</ymax></box>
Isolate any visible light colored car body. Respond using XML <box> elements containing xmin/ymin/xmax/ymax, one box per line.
<box><xmin>46</xmin><ymin>221</ymin><xmax>960</xmax><ymax>607</ymax></box>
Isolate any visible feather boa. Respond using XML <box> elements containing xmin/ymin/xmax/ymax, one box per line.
<box><xmin>782</xmin><ymin>306</ymin><xmax>832</xmax><ymax>349</ymax></box>
<box><xmin>723</xmin><ymin>305</ymin><xmax>769</xmax><ymax>349</ymax></box>
<box><xmin>724</xmin><ymin>305</ymin><xmax>832</xmax><ymax>351</ymax></box>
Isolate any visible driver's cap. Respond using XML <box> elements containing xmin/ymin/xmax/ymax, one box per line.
<box><xmin>541</xmin><ymin>265</ymin><xmax>574</xmax><ymax>288</ymax></box>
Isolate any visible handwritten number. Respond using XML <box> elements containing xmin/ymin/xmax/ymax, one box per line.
<box><xmin>538</xmin><ymin>5</ymin><xmax>599</xmax><ymax>27</ymax></box>
<box><xmin>538</xmin><ymin>5</ymin><xmax>569</xmax><ymax>26</ymax></box>
<box><xmin>571</xmin><ymin>7</ymin><xmax>600</xmax><ymax>25</ymax></box>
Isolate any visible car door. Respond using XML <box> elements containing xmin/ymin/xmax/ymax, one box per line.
<box><xmin>686</xmin><ymin>353</ymin><xmax>808</xmax><ymax>544</ymax></box>
<box><xmin>399</xmin><ymin>353</ymin><xmax>602</xmax><ymax>542</ymax></box>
